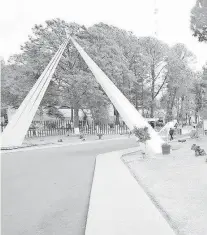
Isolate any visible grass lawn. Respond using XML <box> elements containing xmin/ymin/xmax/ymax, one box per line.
<box><xmin>123</xmin><ymin>136</ymin><xmax>207</xmax><ymax>235</ymax></box>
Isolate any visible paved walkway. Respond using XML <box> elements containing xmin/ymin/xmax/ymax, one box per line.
<box><xmin>85</xmin><ymin>148</ymin><xmax>176</xmax><ymax>235</ymax></box>
<box><xmin>2</xmin><ymin>139</ymin><xmax>138</xmax><ymax>235</ymax></box>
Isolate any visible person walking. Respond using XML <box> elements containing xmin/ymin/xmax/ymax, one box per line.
<box><xmin>169</xmin><ymin>128</ymin><xmax>174</xmax><ymax>141</ymax></box>
<box><xmin>178</xmin><ymin>123</ymin><xmax>182</xmax><ymax>135</ymax></box>
<box><xmin>66</xmin><ymin>122</ymin><xmax>72</xmax><ymax>136</ymax></box>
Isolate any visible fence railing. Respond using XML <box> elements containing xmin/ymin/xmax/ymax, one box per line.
<box><xmin>1</xmin><ymin>120</ymin><xmax>130</xmax><ymax>138</ymax></box>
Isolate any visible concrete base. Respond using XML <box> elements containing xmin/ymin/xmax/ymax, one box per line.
<box><xmin>85</xmin><ymin>148</ymin><xmax>176</xmax><ymax>235</ymax></box>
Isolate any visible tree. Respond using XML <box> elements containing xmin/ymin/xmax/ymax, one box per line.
<box><xmin>46</xmin><ymin>106</ymin><xmax>65</xmax><ymax>120</ymax></box>
<box><xmin>137</xmin><ymin>37</ymin><xmax>169</xmax><ymax>117</ymax></box>
<box><xmin>4</xmin><ymin>19</ymin><xmax>199</xmax><ymax>129</ymax></box>
<box><xmin>192</xmin><ymin>79</ymin><xmax>204</xmax><ymax>122</ymax></box>
<box><xmin>76</xmin><ymin>23</ymin><xmax>138</xmax><ymax>123</ymax></box>
<box><xmin>192</xmin><ymin>64</ymin><xmax>207</xmax><ymax>120</ymax></box>
<box><xmin>91</xmin><ymin>105</ymin><xmax>110</xmax><ymax>124</ymax></box>
<box><xmin>9</xmin><ymin>19</ymin><xmax>108</xmax><ymax>131</ymax></box>
<box><xmin>161</xmin><ymin>44</ymin><xmax>195</xmax><ymax>122</ymax></box>
<box><xmin>191</xmin><ymin>0</ymin><xmax>207</xmax><ymax>42</ymax></box>
<box><xmin>1</xmin><ymin>62</ymin><xmax>34</xmax><ymax>108</ymax></box>
<box><xmin>86</xmin><ymin>28</ymin><xmax>169</xmax><ymax>117</ymax></box>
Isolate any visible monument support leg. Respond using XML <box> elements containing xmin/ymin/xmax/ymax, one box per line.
<box><xmin>70</xmin><ymin>37</ymin><xmax>163</xmax><ymax>153</ymax></box>
<box><xmin>1</xmin><ymin>39</ymin><xmax>69</xmax><ymax>148</ymax></box>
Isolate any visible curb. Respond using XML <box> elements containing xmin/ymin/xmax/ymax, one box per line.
<box><xmin>85</xmin><ymin>147</ymin><xmax>139</xmax><ymax>235</ymax></box>
<box><xmin>85</xmin><ymin>147</ymin><xmax>176</xmax><ymax>235</ymax></box>
<box><xmin>84</xmin><ymin>154</ymin><xmax>97</xmax><ymax>233</ymax></box>
<box><xmin>1</xmin><ymin>136</ymin><xmax>136</xmax><ymax>154</ymax></box>
<box><xmin>121</xmin><ymin>155</ymin><xmax>180</xmax><ymax>235</ymax></box>
<box><xmin>1</xmin><ymin>143</ymin><xmax>54</xmax><ymax>151</ymax></box>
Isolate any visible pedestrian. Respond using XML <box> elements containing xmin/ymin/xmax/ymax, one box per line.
<box><xmin>68</xmin><ymin>123</ymin><xmax>72</xmax><ymax>131</ymax></box>
<box><xmin>178</xmin><ymin>123</ymin><xmax>182</xmax><ymax>135</ymax></box>
<box><xmin>169</xmin><ymin>128</ymin><xmax>174</xmax><ymax>141</ymax></box>
<box><xmin>66</xmin><ymin>122</ymin><xmax>72</xmax><ymax>136</ymax></box>
<box><xmin>149</xmin><ymin>121</ymin><xmax>155</xmax><ymax>129</ymax></box>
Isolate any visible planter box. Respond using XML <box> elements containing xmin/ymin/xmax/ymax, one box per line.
<box><xmin>162</xmin><ymin>144</ymin><xmax>171</xmax><ymax>155</ymax></box>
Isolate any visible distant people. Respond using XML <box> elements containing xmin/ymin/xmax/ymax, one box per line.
<box><xmin>66</xmin><ymin>121</ymin><xmax>73</xmax><ymax>136</ymax></box>
<box><xmin>83</xmin><ymin>114</ymin><xmax>87</xmax><ymax>126</ymax></box>
<box><xmin>149</xmin><ymin>121</ymin><xmax>155</xmax><ymax>128</ymax></box>
<box><xmin>190</xmin><ymin>126</ymin><xmax>198</xmax><ymax>138</ymax></box>
<box><xmin>176</xmin><ymin>123</ymin><xmax>182</xmax><ymax>135</ymax></box>
<box><xmin>66</xmin><ymin>122</ymin><xmax>72</xmax><ymax>130</ymax></box>
<box><xmin>128</xmin><ymin>130</ymin><xmax>133</xmax><ymax>138</ymax></box>
<box><xmin>169</xmin><ymin>128</ymin><xmax>174</xmax><ymax>141</ymax></box>
<box><xmin>179</xmin><ymin>123</ymin><xmax>182</xmax><ymax>135</ymax></box>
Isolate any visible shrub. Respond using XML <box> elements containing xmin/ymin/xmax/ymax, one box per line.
<box><xmin>162</xmin><ymin>143</ymin><xmax>171</xmax><ymax>147</ymax></box>
<box><xmin>97</xmin><ymin>133</ymin><xmax>104</xmax><ymax>139</ymax></box>
<box><xmin>133</xmin><ymin>126</ymin><xmax>151</xmax><ymax>156</ymax></box>
<box><xmin>46</xmin><ymin>122</ymin><xmax>57</xmax><ymax>129</ymax></box>
<box><xmin>191</xmin><ymin>144</ymin><xmax>197</xmax><ymax>150</ymax></box>
<box><xmin>133</xmin><ymin>126</ymin><xmax>151</xmax><ymax>143</ymax></box>
<box><xmin>79</xmin><ymin>134</ymin><xmax>85</xmax><ymax>140</ymax></box>
<box><xmin>109</xmin><ymin>123</ymin><xmax>114</xmax><ymax>129</ymax></box>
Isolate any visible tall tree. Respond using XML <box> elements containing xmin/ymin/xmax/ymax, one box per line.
<box><xmin>1</xmin><ymin>62</ymin><xmax>33</xmax><ymax>108</ymax></box>
<box><xmin>9</xmin><ymin>19</ymin><xmax>108</xmax><ymax>129</ymax></box>
<box><xmin>195</xmin><ymin>63</ymin><xmax>207</xmax><ymax>119</ymax></box>
<box><xmin>76</xmin><ymin>23</ymin><xmax>137</xmax><ymax>123</ymax></box>
<box><xmin>164</xmin><ymin>44</ymin><xmax>195</xmax><ymax>122</ymax></box>
<box><xmin>137</xmin><ymin>37</ymin><xmax>169</xmax><ymax>117</ymax></box>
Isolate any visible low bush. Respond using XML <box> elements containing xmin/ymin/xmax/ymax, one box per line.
<box><xmin>133</xmin><ymin>126</ymin><xmax>151</xmax><ymax>156</ymax></box>
<box><xmin>97</xmin><ymin>133</ymin><xmax>104</xmax><ymax>139</ymax></box>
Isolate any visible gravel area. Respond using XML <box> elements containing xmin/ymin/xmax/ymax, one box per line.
<box><xmin>122</xmin><ymin>136</ymin><xmax>207</xmax><ymax>235</ymax></box>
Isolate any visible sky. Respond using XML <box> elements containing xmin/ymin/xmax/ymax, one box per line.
<box><xmin>0</xmin><ymin>0</ymin><xmax>207</xmax><ymax>70</ymax></box>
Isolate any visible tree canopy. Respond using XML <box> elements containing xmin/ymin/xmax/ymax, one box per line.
<box><xmin>1</xmin><ymin>18</ymin><xmax>201</xmax><ymax>126</ymax></box>
<box><xmin>191</xmin><ymin>0</ymin><xmax>207</xmax><ymax>42</ymax></box>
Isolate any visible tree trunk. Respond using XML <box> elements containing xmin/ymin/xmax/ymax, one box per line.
<box><xmin>195</xmin><ymin>112</ymin><xmax>198</xmax><ymax>124</ymax></box>
<box><xmin>180</xmin><ymin>96</ymin><xmax>185</xmax><ymax>125</ymax></box>
<box><xmin>135</xmin><ymin>88</ymin><xmax>138</xmax><ymax>109</ymax></box>
<box><xmin>150</xmin><ymin>105</ymin><xmax>154</xmax><ymax>118</ymax></box>
<box><xmin>150</xmin><ymin>65</ymin><xmax>155</xmax><ymax>118</ymax></box>
<box><xmin>71</xmin><ymin>107</ymin><xmax>74</xmax><ymax>122</ymax></box>
<box><xmin>188</xmin><ymin>116</ymin><xmax>191</xmax><ymax>125</ymax></box>
<box><xmin>74</xmin><ymin>106</ymin><xmax>79</xmax><ymax>134</ymax></box>
<box><xmin>166</xmin><ymin>106</ymin><xmax>173</xmax><ymax>122</ymax></box>
<box><xmin>115</xmin><ymin>112</ymin><xmax>120</xmax><ymax>125</ymax></box>
<box><xmin>165</xmin><ymin>87</ymin><xmax>177</xmax><ymax>122</ymax></box>
<box><xmin>39</xmin><ymin>106</ymin><xmax>44</xmax><ymax>121</ymax></box>
<box><xmin>114</xmin><ymin>107</ymin><xmax>120</xmax><ymax>125</ymax></box>
<box><xmin>141</xmin><ymin>78</ymin><xmax>144</xmax><ymax>115</ymax></box>
<box><xmin>176</xmin><ymin>98</ymin><xmax>180</xmax><ymax>122</ymax></box>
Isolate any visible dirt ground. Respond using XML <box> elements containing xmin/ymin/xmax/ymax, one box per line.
<box><xmin>123</xmin><ymin>136</ymin><xmax>207</xmax><ymax>235</ymax></box>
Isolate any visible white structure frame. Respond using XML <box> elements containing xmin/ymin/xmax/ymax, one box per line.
<box><xmin>1</xmin><ymin>37</ymin><xmax>164</xmax><ymax>153</ymax></box>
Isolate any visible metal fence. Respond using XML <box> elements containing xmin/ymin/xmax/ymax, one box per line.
<box><xmin>1</xmin><ymin>120</ymin><xmax>130</xmax><ymax>138</ymax></box>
